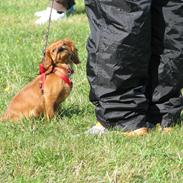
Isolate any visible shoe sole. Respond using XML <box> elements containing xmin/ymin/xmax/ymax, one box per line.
<box><xmin>122</xmin><ymin>128</ymin><xmax>149</xmax><ymax>137</ymax></box>
<box><xmin>161</xmin><ymin>127</ymin><xmax>172</xmax><ymax>133</ymax></box>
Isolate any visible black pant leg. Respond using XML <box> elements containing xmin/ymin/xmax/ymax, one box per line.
<box><xmin>146</xmin><ymin>1</ymin><xmax>165</xmax><ymax>124</ymax></box>
<box><xmin>85</xmin><ymin>0</ymin><xmax>152</xmax><ymax>131</ymax></box>
<box><xmin>151</xmin><ymin>0</ymin><xmax>183</xmax><ymax>127</ymax></box>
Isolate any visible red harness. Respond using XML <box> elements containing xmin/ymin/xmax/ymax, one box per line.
<box><xmin>39</xmin><ymin>63</ymin><xmax>73</xmax><ymax>94</ymax></box>
<box><xmin>54</xmin><ymin>67</ymin><xmax>73</xmax><ymax>87</ymax></box>
<box><xmin>39</xmin><ymin>64</ymin><xmax>46</xmax><ymax>94</ymax></box>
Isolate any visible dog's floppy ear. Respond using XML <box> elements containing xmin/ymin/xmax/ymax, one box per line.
<box><xmin>71</xmin><ymin>48</ymin><xmax>80</xmax><ymax>65</ymax></box>
<box><xmin>42</xmin><ymin>48</ymin><xmax>53</xmax><ymax>71</ymax></box>
<box><xmin>62</xmin><ymin>39</ymin><xmax>80</xmax><ymax>64</ymax></box>
<box><xmin>67</xmin><ymin>41</ymin><xmax>80</xmax><ymax>64</ymax></box>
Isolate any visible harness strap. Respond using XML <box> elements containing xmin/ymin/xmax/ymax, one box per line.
<box><xmin>39</xmin><ymin>63</ymin><xmax>46</xmax><ymax>94</ymax></box>
<box><xmin>59</xmin><ymin>74</ymin><xmax>72</xmax><ymax>87</ymax></box>
<box><xmin>54</xmin><ymin>67</ymin><xmax>73</xmax><ymax>87</ymax></box>
<box><xmin>39</xmin><ymin>63</ymin><xmax>45</xmax><ymax>74</ymax></box>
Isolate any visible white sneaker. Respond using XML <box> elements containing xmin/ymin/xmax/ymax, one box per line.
<box><xmin>86</xmin><ymin>122</ymin><xmax>107</xmax><ymax>135</ymax></box>
<box><xmin>34</xmin><ymin>7</ymin><xmax>51</xmax><ymax>17</ymax></box>
<box><xmin>35</xmin><ymin>9</ymin><xmax>66</xmax><ymax>25</ymax></box>
<box><xmin>51</xmin><ymin>11</ymin><xmax>66</xmax><ymax>21</ymax></box>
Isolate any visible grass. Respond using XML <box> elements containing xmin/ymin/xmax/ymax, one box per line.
<box><xmin>0</xmin><ymin>0</ymin><xmax>182</xmax><ymax>182</ymax></box>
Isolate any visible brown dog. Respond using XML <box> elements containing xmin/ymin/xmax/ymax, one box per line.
<box><xmin>0</xmin><ymin>39</ymin><xmax>79</xmax><ymax>122</ymax></box>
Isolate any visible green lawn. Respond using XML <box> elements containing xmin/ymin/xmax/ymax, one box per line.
<box><xmin>0</xmin><ymin>1</ymin><xmax>182</xmax><ymax>182</ymax></box>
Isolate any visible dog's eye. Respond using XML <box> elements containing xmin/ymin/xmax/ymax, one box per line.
<box><xmin>52</xmin><ymin>48</ymin><xmax>56</xmax><ymax>53</ymax></box>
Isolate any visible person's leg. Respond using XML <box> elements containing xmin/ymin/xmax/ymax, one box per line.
<box><xmin>52</xmin><ymin>0</ymin><xmax>75</xmax><ymax>12</ymax></box>
<box><xmin>149</xmin><ymin>0</ymin><xmax>183</xmax><ymax>128</ymax></box>
<box><xmin>146</xmin><ymin>0</ymin><xmax>165</xmax><ymax>125</ymax></box>
<box><xmin>35</xmin><ymin>0</ymin><xmax>75</xmax><ymax>25</ymax></box>
<box><xmin>52</xmin><ymin>0</ymin><xmax>67</xmax><ymax>12</ymax></box>
<box><xmin>85</xmin><ymin>0</ymin><xmax>152</xmax><ymax>133</ymax></box>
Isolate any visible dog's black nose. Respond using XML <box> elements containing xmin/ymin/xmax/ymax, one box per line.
<box><xmin>58</xmin><ymin>46</ymin><xmax>65</xmax><ymax>52</ymax></box>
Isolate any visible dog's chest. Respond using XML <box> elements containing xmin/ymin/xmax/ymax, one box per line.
<box><xmin>58</xmin><ymin>85</ymin><xmax>71</xmax><ymax>102</ymax></box>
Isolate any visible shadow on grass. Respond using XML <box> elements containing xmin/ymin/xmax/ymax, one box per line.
<box><xmin>57</xmin><ymin>104</ymin><xmax>92</xmax><ymax>119</ymax></box>
<box><xmin>57</xmin><ymin>106</ymin><xmax>80</xmax><ymax>118</ymax></box>
<box><xmin>67</xmin><ymin>8</ymin><xmax>86</xmax><ymax>17</ymax></box>
<box><xmin>74</xmin><ymin>8</ymin><xmax>86</xmax><ymax>15</ymax></box>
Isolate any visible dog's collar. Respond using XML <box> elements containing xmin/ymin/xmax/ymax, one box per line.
<box><xmin>39</xmin><ymin>63</ymin><xmax>74</xmax><ymax>76</ymax></box>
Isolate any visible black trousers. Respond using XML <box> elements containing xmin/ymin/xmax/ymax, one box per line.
<box><xmin>85</xmin><ymin>0</ymin><xmax>183</xmax><ymax>131</ymax></box>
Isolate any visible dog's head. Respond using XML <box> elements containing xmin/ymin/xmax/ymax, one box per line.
<box><xmin>43</xmin><ymin>39</ymin><xmax>80</xmax><ymax>71</ymax></box>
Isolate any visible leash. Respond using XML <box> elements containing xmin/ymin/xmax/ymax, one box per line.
<box><xmin>42</xmin><ymin>0</ymin><xmax>55</xmax><ymax>60</ymax></box>
<box><xmin>39</xmin><ymin>0</ymin><xmax>55</xmax><ymax>93</ymax></box>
